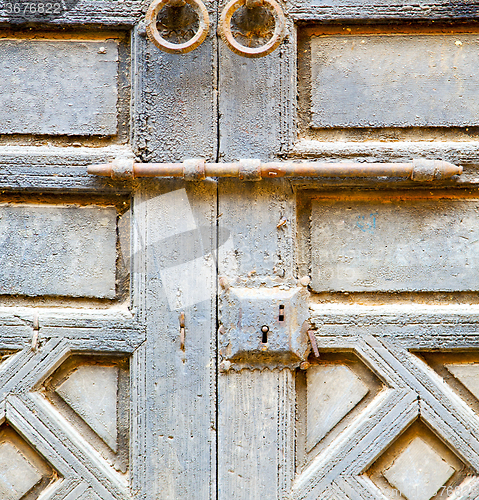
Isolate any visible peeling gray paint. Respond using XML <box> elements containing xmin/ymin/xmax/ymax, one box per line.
<box><xmin>0</xmin><ymin>40</ymin><xmax>118</xmax><ymax>136</ymax></box>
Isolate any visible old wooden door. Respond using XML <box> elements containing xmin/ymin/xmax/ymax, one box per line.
<box><xmin>1</xmin><ymin>0</ymin><xmax>479</xmax><ymax>498</ymax></box>
<box><xmin>214</xmin><ymin>9</ymin><xmax>479</xmax><ymax>500</ymax></box>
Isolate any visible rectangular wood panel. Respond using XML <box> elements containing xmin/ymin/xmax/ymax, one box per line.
<box><xmin>136</xmin><ymin>182</ymin><xmax>217</xmax><ymax>499</ymax></box>
<box><xmin>0</xmin><ymin>40</ymin><xmax>118</xmax><ymax>135</ymax></box>
<box><xmin>0</xmin><ymin>205</ymin><xmax>117</xmax><ymax>298</ymax></box>
<box><xmin>310</xmin><ymin>195</ymin><xmax>479</xmax><ymax>292</ymax></box>
<box><xmin>310</xmin><ymin>34</ymin><xmax>479</xmax><ymax>128</ymax></box>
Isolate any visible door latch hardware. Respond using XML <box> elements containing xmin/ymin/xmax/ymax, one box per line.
<box><xmin>218</xmin><ymin>0</ymin><xmax>286</xmax><ymax>58</ymax></box>
<box><xmin>88</xmin><ymin>158</ymin><xmax>462</xmax><ymax>181</ymax></box>
<box><xmin>219</xmin><ymin>287</ymin><xmax>310</xmax><ymax>367</ymax></box>
<box><xmin>145</xmin><ymin>0</ymin><xmax>210</xmax><ymax>54</ymax></box>
<box><xmin>179</xmin><ymin>311</ymin><xmax>185</xmax><ymax>351</ymax></box>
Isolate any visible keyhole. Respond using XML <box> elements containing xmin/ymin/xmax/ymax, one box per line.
<box><xmin>261</xmin><ymin>325</ymin><xmax>269</xmax><ymax>343</ymax></box>
<box><xmin>279</xmin><ymin>304</ymin><xmax>285</xmax><ymax>322</ymax></box>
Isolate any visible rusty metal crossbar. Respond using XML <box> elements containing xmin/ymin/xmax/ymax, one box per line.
<box><xmin>88</xmin><ymin>158</ymin><xmax>462</xmax><ymax>181</ymax></box>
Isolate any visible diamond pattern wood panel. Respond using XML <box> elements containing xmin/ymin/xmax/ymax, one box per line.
<box><xmin>0</xmin><ymin>309</ymin><xmax>144</xmax><ymax>500</ymax></box>
<box><xmin>290</xmin><ymin>306</ymin><xmax>479</xmax><ymax>500</ymax></box>
<box><xmin>55</xmin><ymin>365</ymin><xmax>120</xmax><ymax>451</ymax></box>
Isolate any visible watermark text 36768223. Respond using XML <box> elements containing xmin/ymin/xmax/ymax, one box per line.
<box><xmin>0</xmin><ymin>0</ymin><xmax>79</xmax><ymax>21</ymax></box>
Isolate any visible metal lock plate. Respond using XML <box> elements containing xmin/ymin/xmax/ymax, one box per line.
<box><xmin>219</xmin><ymin>287</ymin><xmax>310</xmax><ymax>367</ymax></box>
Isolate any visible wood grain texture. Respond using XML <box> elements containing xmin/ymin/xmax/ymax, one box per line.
<box><xmin>0</xmin><ymin>40</ymin><xmax>119</xmax><ymax>136</ymax></box>
<box><xmin>0</xmin><ymin>0</ymin><xmax>142</xmax><ymax>25</ymax></box>
<box><xmin>218</xmin><ymin>368</ymin><xmax>295</xmax><ymax>500</ymax></box>
<box><xmin>130</xmin><ymin>343</ymin><xmax>147</xmax><ymax>499</ymax></box>
<box><xmin>292</xmin><ymin>139</ymin><xmax>479</xmax><ymax>169</ymax></box>
<box><xmin>138</xmin><ymin>180</ymin><xmax>217</xmax><ymax>499</ymax></box>
<box><xmin>134</xmin><ymin>9</ymin><xmax>217</xmax><ymax>163</ymax></box>
<box><xmin>293</xmin><ymin>391</ymin><xmax>418</xmax><ymax>499</ymax></box>
<box><xmin>0</xmin><ymin>205</ymin><xmax>117</xmax><ymax>298</ymax></box>
<box><xmin>4</xmin><ymin>0</ymin><xmax>479</xmax><ymax>496</ymax></box>
<box><xmin>218</xmin><ymin>180</ymin><xmax>296</xmax><ymax>282</ymax></box>
<box><xmin>289</xmin><ymin>1</ymin><xmax>479</xmax><ymax>21</ymax></box>
<box><xmin>310</xmin><ymin>34</ymin><xmax>479</xmax><ymax>129</ymax></box>
<box><xmin>310</xmin><ymin>198</ymin><xmax>479</xmax><ymax>292</ymax></box>
<box><xmin>0</xmin><ymin>146</ymin><xmax>134</xmax><ymax>193</ymax></box>
<box><xmin>218</xmin><ymin>16</ymin><xmax>295</xmax><ymax>161</ymax></box>
<box><xmin>290</xmin><ymin>312</ymin><xmax>479</xmax><ymax>499</ymax></box>
<box><xmin>8</xmin><ymin>395</ymin><xmax>128</xmax><ymax>500</ymax></box>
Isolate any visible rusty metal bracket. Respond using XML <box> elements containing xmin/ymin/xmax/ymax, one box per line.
<box><xmin>88</xmin><ymin>158</ymin><xmax>462</xmax><ymax>181</ymax></box>
<box><xmin>145</xmin><ymin>0</ymin><xmax>210</xmax><ymax>54</ymax></box>
<box><xmin>218</xmin><ymin>0</ymin><xmax>286</xmax><ymax>58</ymax></box>
<box><xmin>179</xmin><ymin>311</ymin><xmax>185</xmax><ymax>351</ymax></box>
<box><xmin>219</xmin><ymin>287</ymin><xmax>310</xmax><ymax>368</ymax></box>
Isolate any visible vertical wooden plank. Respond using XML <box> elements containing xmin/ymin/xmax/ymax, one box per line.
<box><xmin>133</xmin><ymin>180</ymin><xmax>217</xmax><ymax>499</ymax></box>
<box><xmin>130</xmin><ymin>187</ymin><xmax>149</xmax><ymax>500</ymax></box>
<box><xmin>130</xmin><ymin>343</ymin><xmax>147</xmax><ymax>499</ymax></box>
<box><xmin>278</xmin><ymin>369</ymin><xmax>296</xmax><ymax>498</ymax></box>
<box><xmin>218</xmin><ymin>180</ymin><xmax>297</xmax><ymax>499</ymax></box>
<box><xmin>218</xmin><ymin>369</ymin><xmax>295</xmax><ymax>499</ymax></box>
<box><xmin>218</xmin><ymin>10</ymin><xmax>295</xmax><ymax>160</ymax></box>
<box><xmin>133</xmin><ymin>3</ymin><xmax>218</xmax><ymax>162</ymax></box>
<box><xmin>130</xmin><ymin>7</ymin><xmax>218</xmax><ymax>495</ymax></box>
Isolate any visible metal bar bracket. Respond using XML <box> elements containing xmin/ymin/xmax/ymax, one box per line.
<box><xmin>88</xmin><ymin>158</ymin><xmax>462</xmax><ymax>181</ymax></box>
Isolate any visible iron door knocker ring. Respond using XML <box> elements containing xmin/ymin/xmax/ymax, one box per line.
<box><xmin>218</xmin><ymin>0</ymin><xmax>286</xmax><ymax>57</ymax></box>
<box><xmin>145</xmin><ymin>0</ymin><xmax>210</xmax><ymax>54</ymax></box>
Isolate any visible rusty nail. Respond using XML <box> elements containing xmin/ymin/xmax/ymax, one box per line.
<box><xmin>307</xmin><ymin>330</ymin><xmax>320</xmax><ymax>358</ymax></box>
<box><xmin>300</xmin><ymin>361</ymin><xmax>311</xmax><ymax>370</ymax></box>
<box><xmin>179</xmin><ymin>312</ymin><xmax>185</xmax><ymax>351</ymax></box>
<box><xmin>277</xmin><ymin>216</ymin><xmax>287</xmax><ymax>228</ymax></box>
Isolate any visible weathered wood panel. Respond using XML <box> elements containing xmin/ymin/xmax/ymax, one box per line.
<box><xmin>217</xmin><ymin>182</ymin><xmax>296</xmax><ymax>498</ymax></box>
<box><xmin>0</xmin><ymin>0</ymin><xmax>142</xmax><ymax>25</ymax></box>
<box><xmin>290</xmin><ymin>140</ymin><xmax>479</xmax><ymax>180</ymax></box>
<box><xmin>311</xmin><ymin>196</ymin><xmax>479</xmax><ymax>292</ymax></box>
<box><xmin>311</xmin><ymin>34</ymin><xmax>479</xmax><ymax>129</ymax></box>
<box><xmin>0</xmin><ymin>205</ymin><xmax>117</xmax><ymax>298</ymax></box>
<box><xmin>0</xmin><ymin>40</ymin><xmax>118</xmax><ymax>136</ymax></box>
<box><xmin>218</xmin><ymin>369</ymin><xmax>295</xmax><ymax>499</ymax></box>
<box><xmin>218</xmin><ymin>10</ymin><xmax>295</xmax><ymax>160</ymax></box>
<box><xmin>289</xmin><ymin>1</ymin><xmax>479</xmax><ymax>21</ymax></box>
<box><xmin>134</xmin><ymin>12</ymin><xmax>217</xmax><ymax>163</ymax></box>
<box><xmin>218</xmin><ymin>48</ymin><xmax>293</xmax><ymax>160</ymax></box>
<box><xmin>217</xmin><ymin>180</ymin><xmax>296</xmax><ymax>281</ymax></box>
<box><xmin>135</xmin><ymin>181</ymin><xmax>217</xmax><ymax>499</ymax></box>
<box><xmin>0</xmin><ymin>146</ymin><xmax>134</xmax><ymax>193</ymax></box>
<box><xmin>0</xmin><ymin>0</ymin><xmax>476</xmax><ymax>26</ymax></box>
